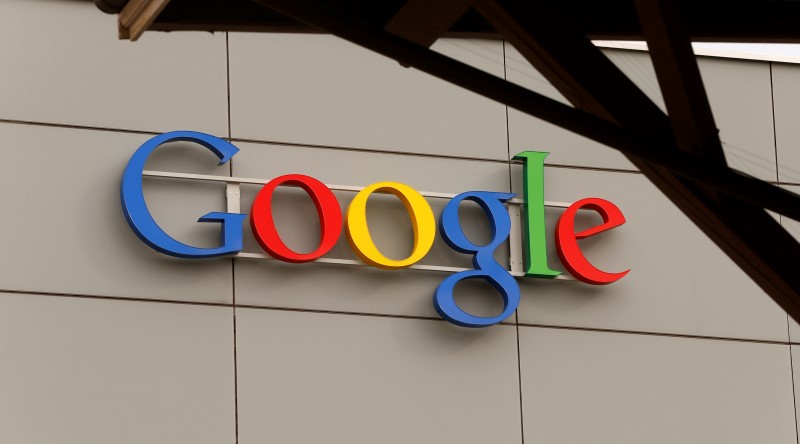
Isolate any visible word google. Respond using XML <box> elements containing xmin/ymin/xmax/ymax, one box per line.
<box><xmin>121</xmin><ymin>131</ymin><xmax>629</xmax><ymax>328</ymax></box>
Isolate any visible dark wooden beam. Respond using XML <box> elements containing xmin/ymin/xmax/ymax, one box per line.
<box><xmin>634</xmin><ymin>0</ymin><xmax>726</xmax><ymax>163</ymax></box>
<box><xmin>246</xmin><ymin>0</ymin><xmax>800</xmax><ymax>322</ymax></box>
<box><xmin>383</xmin><ymin>0</ymin><xmax>476</xmax><ymax>48</ymax></box>
<box><xmin>475</xmin><ymin>0</ymin><xmax>664</xmax><ymax>126</ymax></box>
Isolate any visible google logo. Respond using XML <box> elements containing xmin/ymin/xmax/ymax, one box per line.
<box><xmin>121</xmin><ymin>131</ymin><xmax>629</xmax><ymax>328</ymax></box>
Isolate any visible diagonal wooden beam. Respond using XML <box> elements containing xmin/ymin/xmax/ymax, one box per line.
<box><xmin>475</xmin><ymin>0</ymin><xmax>664</xmax><ymax>130</ymax></box>
<box><xmin>383</xmin><ymin>0</ymin><xmax>476</xmax><ymax>48</ymax></box>
<box><xmin>474</xmin><ymin>0</ymin><xmax>651</xmax><ymax>125</ymax></box>
<box><xmin>633</xmin><ymin>0</ymin><xmax>726</xmax><ymax>163</ymax></box>
<box><xmin>248</xmin><ymin>0</ymin><xmax>800</xmax><ymax>322</ymax></box>
<box><xmin>630</xmin><ymin>0</ymin><xmax>727</xmax><ymax>219</ymax></box>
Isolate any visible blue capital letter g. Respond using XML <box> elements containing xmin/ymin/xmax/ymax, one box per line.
<box><xmin>120</xmin><ymin>131</ymin><xmax>246</xmax><ymax>258</ymax></box>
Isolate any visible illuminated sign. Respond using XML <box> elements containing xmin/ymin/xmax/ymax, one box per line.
<box><xmin>121</xmin><ymin>131</ymin><xmax>629</xmax><ymax>327</ymax></box>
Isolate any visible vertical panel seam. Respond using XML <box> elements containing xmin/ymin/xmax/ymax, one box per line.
<box><xmin>769</xmin><ymin>62</ymin><xmax>781</xmax><ymax>185</ymax></box>
<box><xmin>788</xmin><ymin>315</ymin><xmax>798</xmax><ymax>444</ymax></box>
<box><xmin>768</xmin><ymin>69</ymin><xmax>795</xmax><ymax>444</ymax></box>
<box><xmin>227</xmin><ymin>32</ymin><xmax>233</xmax><ymax>142</ymax></box>
<box><xmin>226</xmin><ymin>31</ymin><xmax>240</xmax><ymax>444</ymax></box>
<box><xmin>515</xmin><ymin>311</ymin><xmax>526</xmax><ymax>444</ymax></box>
<box><xmin>771</xmin><ymin>63</ymin><xmax>796</xmax><ymax>443</ymax></box>
<box><xmin>504</xmin><ymin>40</ymin><xmax>526</xmax><ymax>444</ymax></box>
<box><xmin>503</xmin><ymin>41</ymin><xmax>513</xmax><ymax>166</ymax></box>
<box><xmin>232</xmin><ymin>261</ymin><xmax>240</xmax><ymax>444</ymax></box>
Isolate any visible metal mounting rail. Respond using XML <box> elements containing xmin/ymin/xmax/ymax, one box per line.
<box><xmin>142</xmin><ymin>170</ymin><xmax>576</xmax><ymax>281</ymax></box>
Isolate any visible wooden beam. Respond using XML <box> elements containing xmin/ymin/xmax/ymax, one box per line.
<box><xmin>473</xmin><ymin>0</ymin><xmax>701</xmax><ymax>156</ymax></box>
<box><xmin>475</xmin><ymin>2</ymin><xmax>586</xmax><ymax>115</ymax></box>
<box><xmin>118</xmin><ymin>0</ymin><xmax>173</xmax><ymax>41</ymax></box>
<box><xmin>633</xmin><ymin>0</ymin><xmax>726</xmax><ymax>163</ymax></box>
<box><xmin>383</xmin><ymin>0</ymin><xmax>476</xmax><ymax>47</ymax></box>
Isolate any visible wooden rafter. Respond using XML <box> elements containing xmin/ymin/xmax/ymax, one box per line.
<box><xmin>474</xmin><ymin>0</ymin><xmax>665</xmax><ymax>125</ymax></box>
<box><xmin>634</xmin><ymin>0</ymin><xmax>726</xmax><ymax>162</ymax></box>
<box><xmin>383</xmin><ymin>0</ymin><xmax>476</xmax><ymax>48</ymax></box>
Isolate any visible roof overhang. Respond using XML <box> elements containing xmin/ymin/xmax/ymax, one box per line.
<box><xmin>100</xmin><ymin>0</ymin><xmax>800</xmax><ymax>43</ymax></box>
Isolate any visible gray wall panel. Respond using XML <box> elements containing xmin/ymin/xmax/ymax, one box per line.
<box><xmin>0</xmin><ymin>123</ymin><xmax>233</xmax><ymax>303</ymax></box>
<box><xmin>0</xmin><ymin>0</ymin><xmax>227</xmax><ymax>134</ymax></box>
<box><xmin>772</xmin><ymin>63</ymin><xmax>800</xmax><ymax>184</ymax></box>
<box><xmin>699</xmin><ymin>57</ymin><xmax>777</xmax><ymax>181</ymax></box>
<box><xmin>0</xmin><ymin>292</ymin><xmax>235</xmax><ymax>444</ymax></box>
<box><xmin>228</xmin><ymin>34</ymin><xmax>509</xmax><ymax>160</ymax></box>
<box><xmin>782</xmin><ymin>186</ymin><xmax>800</xmax><ymax>340</ymax></box>
<box><xmin>236</xmin><ymin>308</ymin><xmax>522</xmax><ymax>444</ymax></box>
<box><xmin>520</xmin><ymin>327</ymin><xmax>796</xmax><ymax>444</ymax></box>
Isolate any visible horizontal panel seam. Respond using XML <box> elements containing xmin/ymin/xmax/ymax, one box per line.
<box><xmin>0</xmin><ymin>118</ymin><xmax>161</xmax><ymax>136</ymax></box>
<box><xmin>3</xmin><ymin>117</ymin><xmax>795</xmax><ymax>184</ymax></box>
<box><xmin>518</xmin><ymin>322</ymin><xmax>792</xmax><ymax>346</ymax></box>
<box><xmin>1</xmin><ymin>288</ymin><xmax>793</xmax><ymax>343</ymax></box>
<box><xmin>0</xmin><ymin>119</ymin><xmax>647</xmax><ymax>176</ymax></box>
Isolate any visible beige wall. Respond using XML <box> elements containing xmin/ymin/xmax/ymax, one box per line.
<box><xmin>0</xmin><ymin>0</ymin><xmax>798</xmax><ymax>443</ymax></box>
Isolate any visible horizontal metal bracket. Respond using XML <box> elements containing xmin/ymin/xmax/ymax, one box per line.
<box><xmin>141</xmin><ymin>169</ymin><xmax>576</xmax><ymax>281</ymax></box>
